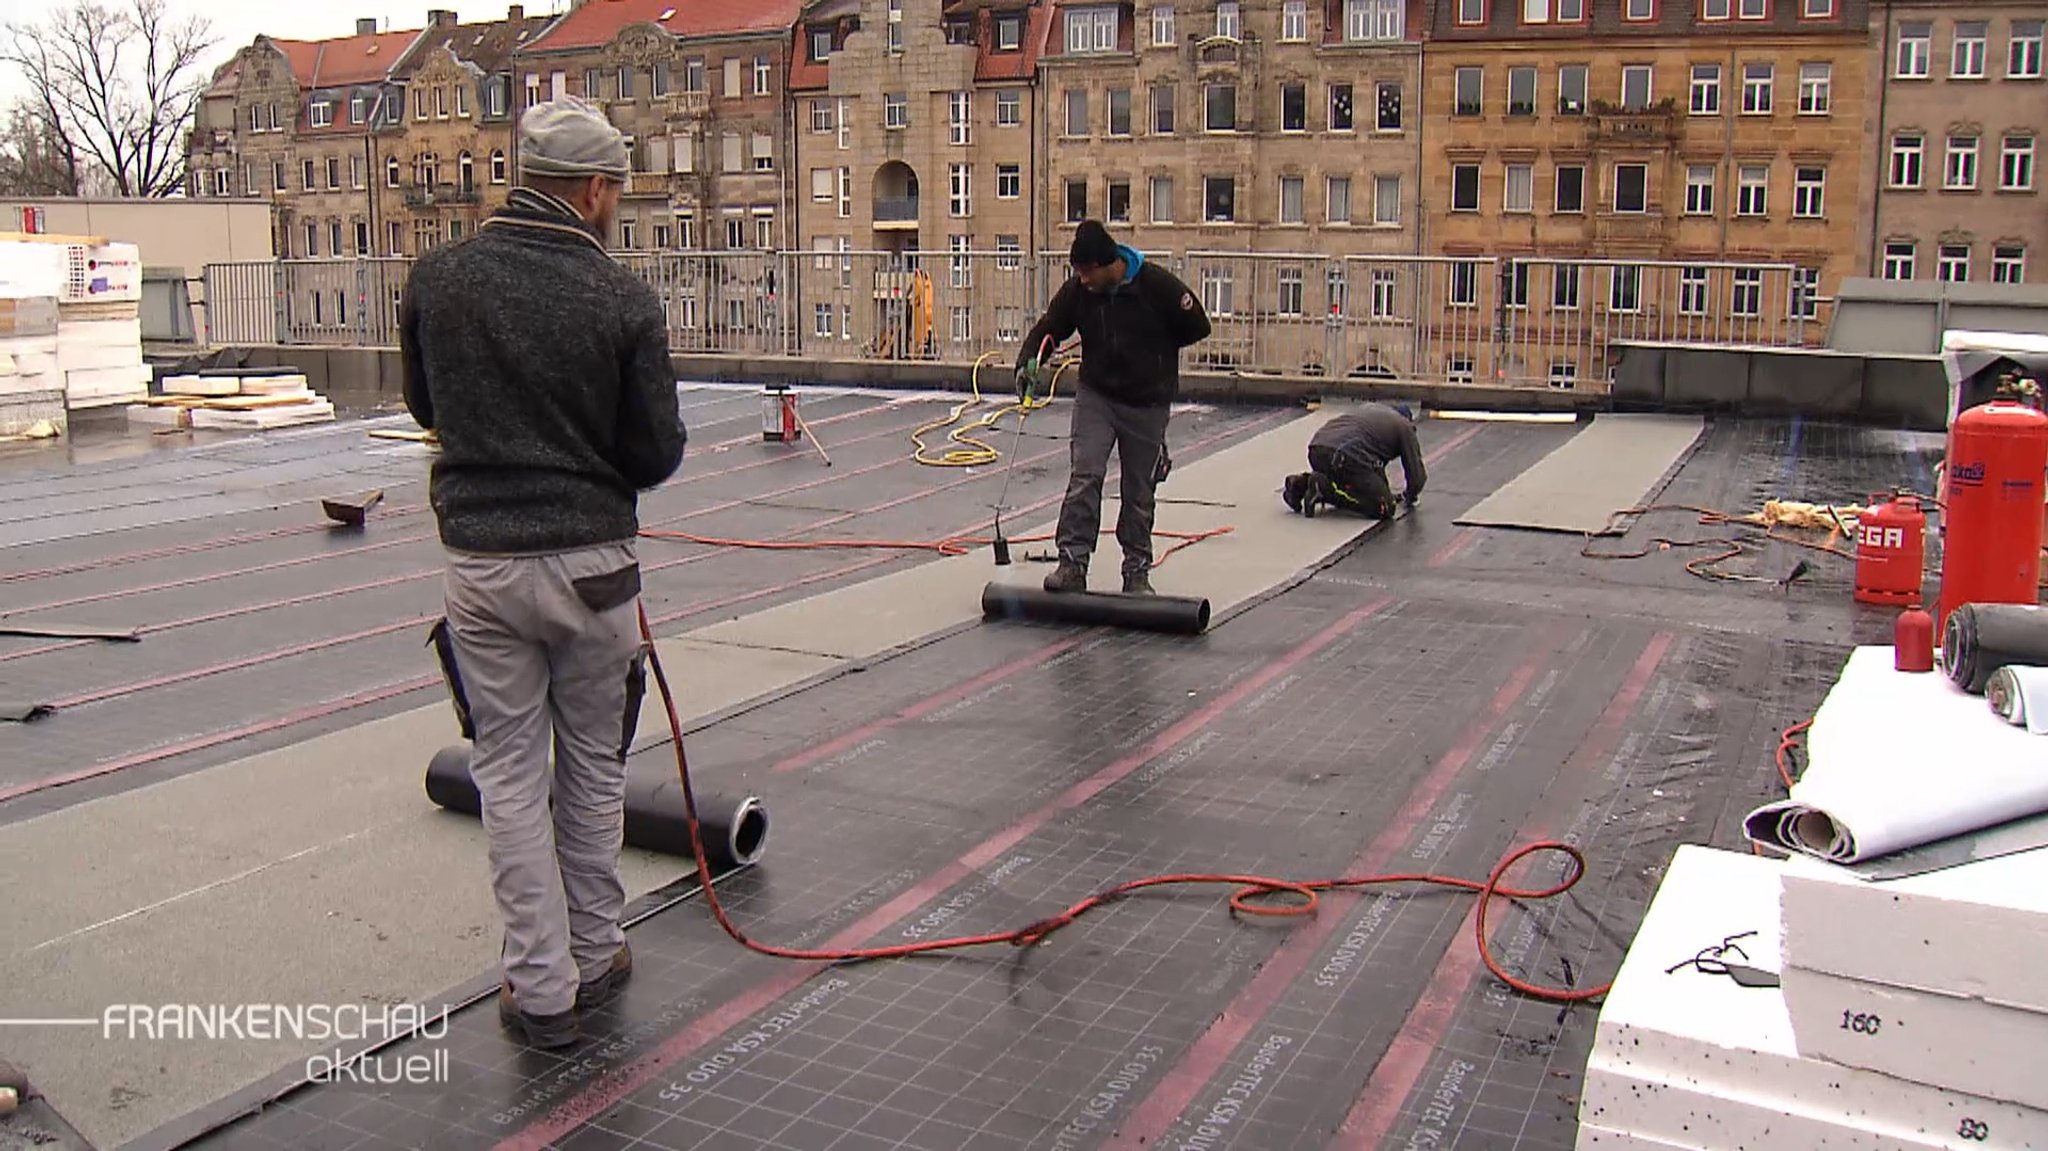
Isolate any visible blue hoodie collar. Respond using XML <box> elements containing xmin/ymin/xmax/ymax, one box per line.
<box><xmin>1117</xmin><ymin>243</ymin><xmax>1144</xmax><ymax>285</ymax></box>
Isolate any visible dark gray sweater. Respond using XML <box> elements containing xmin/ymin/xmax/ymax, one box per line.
<box><xmin>400</xmin><ymin>188</ymin><xmax>685</xmax><ymax>555</ymax></box>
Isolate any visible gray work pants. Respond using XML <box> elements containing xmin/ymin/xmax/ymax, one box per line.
<box><xmin>438</xmin><ymin>541</ymin><xmax>648</xmax><ymax>1016</ymax></box>
<box><xmin>1056</xmin><ymin>385</ymin><xmax>1172</xmax><ymax>575</ymax></box>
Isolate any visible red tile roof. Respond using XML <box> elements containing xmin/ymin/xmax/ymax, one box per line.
<box><xmin>303</xmin><ymin>28</ymin><xmax>428</xmax><ymax>86</ymax></box>
<box><xmin>787</xmin><ymin>1</ymin><xmax>1050</xmax><ymax>92</ymax></box>
<box><xmin>525</xmin><ymin>0</ymin><xmax>802</xmax><ymax>54</ymax></box>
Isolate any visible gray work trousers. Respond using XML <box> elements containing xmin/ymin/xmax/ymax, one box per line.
<box><xmin>1056</xmin><ymin>385</ymin><xmax>1172</xmax><ymax>575</ymax></box>
<box><xmin>439</xmin><ymin>540</ymin><xmax>648</xmax><ymax>1016</ymax></box>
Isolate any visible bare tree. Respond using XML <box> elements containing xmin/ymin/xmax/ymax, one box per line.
<box><xmin>0</xmin><ymin>102</ymin><xmax>85</xmax><ymax>197</ymax></box>
<box><xmin>1</xmin><ymin>0</ymin><xmax>216</xmax><ymax>197</ymax></box>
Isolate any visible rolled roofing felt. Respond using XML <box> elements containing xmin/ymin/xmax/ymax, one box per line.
<box><xmin>981</xmin><ymin>583</ymin><xmax>1212</xmax><ymax>635</ymax></box>
<box><xmin>1986</xmin><ymin>665</ymin><xmax>2048</xmax><ymax>734</ymax></box>
<box><xmin>1943</xmin><ymin>603</ymin><xmax>2048</xmax><ymax>694</ymax></box>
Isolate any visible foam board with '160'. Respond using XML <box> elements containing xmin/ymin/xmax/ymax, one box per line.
<box><xmin>1576</xmin><ymin>844</ymin><xmax>2048</xmax><ymax>1151</ymax></box>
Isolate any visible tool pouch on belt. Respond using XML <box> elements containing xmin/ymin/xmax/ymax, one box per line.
<box><xmin>426</xmin><ymin>618</ymin><xmax>476</xmax><ymax>741</ymax></box>
<box><xmin>620</xmin><ymin>644</ymin><xmax>648</xmax><ymax>762</ymax></box>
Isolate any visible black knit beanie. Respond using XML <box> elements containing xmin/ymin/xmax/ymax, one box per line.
<box><xmin>1069</xmin><ymin>219</ymin><xmax>1119</xmax><ymax>268</ymax></box>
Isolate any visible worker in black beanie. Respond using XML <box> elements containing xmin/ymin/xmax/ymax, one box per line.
<box><xmin>1015</xmin><ymin>220</ymin><xmax>1211</xmax><ymax>594</ymax></box>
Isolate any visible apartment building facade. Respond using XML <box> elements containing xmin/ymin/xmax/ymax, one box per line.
<box><xmin>376</xmin><ymin>8</ymin><xmax>552</xmax><ymax>257</ymax></box>
<box><xmin>510</xmin><ymin>0</ymin><xmax>801</xmax><ymax>256</ymax></box>
<box><xmin>787</xmin><ymin>0</ymin><xmax>1053</xmax><ymax>360</ymax></box>
<box><xmin>1038</xmin><ymin>0</ymin><xmax>1424</xmax><ymax>375</ymax></box>
<box><xmin>1420</xmin><ymin>0</ymin><xmax>1872</xmax><ymax>386</ymax></box>
<box><xmin>1870</xmin><ymin>0</ymin><xmax>2042</xmax><ymax>284</ymax></box>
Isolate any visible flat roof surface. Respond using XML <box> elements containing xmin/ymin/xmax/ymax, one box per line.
<box><xmin>0</xmin><ymin>389</ymin><xmax>1939</xmax><ymax>1151</ymax></box>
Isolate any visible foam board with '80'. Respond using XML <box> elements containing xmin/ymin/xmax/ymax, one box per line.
<box><xmin>1578</xmin><ymin>845</ymin><xmax>2048</xmax><ymax>1151</ymax></box>
<box><xmin>1781</xmin><ymin>848</ymin><xmax>2048</xmax><ymax>1015</ymax></box>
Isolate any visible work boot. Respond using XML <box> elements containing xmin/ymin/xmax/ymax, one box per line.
<box><xmin>498</xmin><ymin>983</ymin><xmax>578</xmax><ymax>1050</ymax></box>
<box><xmin>1153</xmin><ymin>448</ymin><xmax>1172</xmax><ymax>486</ymax></box>
<box><xmin>1282</xmin><ymin>473</ymin><xmax>1312</xmax><ymax>514</ymax></box>
<box><xmin>1044</xmin><ymin>559</ymin><xmax>1088</xmax><ymax>593</ymax></box>
<box><xmin>1123</xmin><ymin>570</ymin><xmax>1154</xmax><ymax>595</ymax></box>
<box><xmin>575</xmin><ymin>943</ymin><xmax>632</xmax><ymax>1013</ymax></box>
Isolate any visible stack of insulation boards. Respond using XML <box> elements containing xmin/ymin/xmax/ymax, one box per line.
<box><xmin>133</xmin><ymin>368</ymin><xmax>335</xmax><ymax>430</ymax></box>
<box><xmin>0</xmin><ymin>234</ymin><xmax>147</xmax><ymax>410</ymax></box>
<box><xmin>1577</xmin><ymin>842</ymin><xmax>2048</xmax><ymax>1150</ymax></box>
<box><xmin>0</xmin><ymin>294</ymin><xmax>62</xmax><ymax>437</ymax></box>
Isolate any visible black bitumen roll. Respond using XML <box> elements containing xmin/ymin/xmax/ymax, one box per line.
<box><xmin>425</xmin><ymin>745</ymin><xmax>769</xmax><ymax>870</ymax></box>
<box><xmin>1942</xmin><ymin>603</ymin><xmax>2048</xmax><ymax>694</ymax></box>
<box><xmin>981</xmin><ymin>583</ymin><xmax>1212</xmax><ymax>635</ymax></box>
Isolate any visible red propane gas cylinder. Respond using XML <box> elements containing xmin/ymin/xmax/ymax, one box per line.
<box><xmin>1855</xmin><ymin>494</ymin><xmax>1927</xmax><ymax>606</ymax></box>
<box><xmin>1937</xmin><ymin>400</ymin><xmax>2048</xmax><ymax>631</ymax></box>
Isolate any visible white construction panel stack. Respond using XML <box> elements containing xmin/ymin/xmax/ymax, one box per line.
<box><xmin>1576</xmin><ymin>845</ymin><xmax>2048</xmax><ymax>1150</ymax></box>
<box><xmin>0</xmin><ymin>237</ymin><xmax>148</xmax><ymax>410</ymax></box>
<box><xmin>134</xmin><ymin>368</ymin><xmax>334</xmax><ymax>430</ymax></box>
<box><xmin>0</xmin><ymin>294</ymin><xmax>63</xmax><ymax>437</ymax></box>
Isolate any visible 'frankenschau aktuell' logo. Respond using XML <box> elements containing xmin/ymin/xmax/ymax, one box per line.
<box><xmin>98</xmin><ymin>1003</ymin><xmax>451</xmax><ymax>1085</ymax></box>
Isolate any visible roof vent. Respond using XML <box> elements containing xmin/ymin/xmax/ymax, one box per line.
<box><xmin>659</xmin><ymin>6</ymin><xmax>675</xmax><ymax>17</ymax></box>
<box><xmin>356</xmin><ymin>17</ymin><xmax>378</xmax><ymax>34</ymax></box>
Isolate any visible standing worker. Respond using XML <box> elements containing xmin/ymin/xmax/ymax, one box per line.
<box><xmin>400</xmin><ymin>96</ymin><xmax>687</xmax><ymax>1050</ymax></box>
<box><xmin>1015</xmin><ymin>220</ymin><xmax>1211</xmax><ymax>595</ymax></box>
<box><xmin>1283</xmin><ymin>401</ymin><xmax>1425</xmax><ymax>519</ymax></box>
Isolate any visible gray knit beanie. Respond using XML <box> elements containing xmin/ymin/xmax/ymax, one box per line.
<box><xmin>518</xmin><ymin>96</ymin><xmax>629</xmax><ymax>180</ymax></box>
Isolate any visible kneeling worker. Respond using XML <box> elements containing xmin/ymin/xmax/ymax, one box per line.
<box><xmin>1014</xmin><ymin>220</ymin><xmax>1211</xmax><ymax>594</ymax></box>
<box><xmin>1283</xmin><ymin>401</ymin><xmax>1424</xmax><ymax>519</ymax></box>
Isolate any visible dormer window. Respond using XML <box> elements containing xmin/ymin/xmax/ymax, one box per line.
<box><xmin>350</xmin><ymin>94</ymin><xmax>367</xmax><ymax>123</ymax></box>
<box><xmin>309</xmin><ymin>99</ymin><xmax>333</xmax><ymax>127</ymax></box>
<box><xmin>810</xmin><ymin>27</ymin><xmax>832</xmax><ymax>60</ymax></box>
<box><xmin>1065</xmin><ymin>6</ymin><xmax>1117</xmax><ymax>52</ymax></box>
<box><xmin>944</xmin><ymin>18</ymin><xmax>973</xmax><ymax>44</ymax></box>
<box><xmin>995</xmin><ymin>14</ymin><xmax>1023</xmax><ymax>50</ymax></box>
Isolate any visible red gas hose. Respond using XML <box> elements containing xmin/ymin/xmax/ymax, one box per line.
<box><xmin>635</xmin><ymin>604</ymin><xmax>1612</xmax><ymax>1004</ymax></box>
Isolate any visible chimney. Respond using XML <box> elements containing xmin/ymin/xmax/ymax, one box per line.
<box><xmin>428</xmin><ymin>9</ymin><xmax>458</xmax><ymax>25</ymax></box>
<box><xmin>508</xmin><ymin>3</ymin><xmax>523</xmax><ymax>19</ymax></box>
<box><xmin>356</xmin><ymin>17</ymin><xmax>378</xmax><ymax>34</ymax></box>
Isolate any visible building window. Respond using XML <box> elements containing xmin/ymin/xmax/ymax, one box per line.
<box><xmin>949</xmin><ymin>163</ymin><xmax>971</xmax><ymax>216</ymax></box>
<box><xmin>1952</xmin><ymin>22</ymin><xmax>1987</xmax><ymax>78</ymax></box>
<box><xmin>838</xmin><ymin>167</ymin><xmax>852</xmax><ymax>216</ymax></box>
<box><xmin>1449</xmin><ymin>263</ymin><xmax>1478</xmax><ymax>307</ymax></box>
<box><xmin>1507</xmin><ymin>67</ymin><xmax>1536</xmax><ymax>115</ymax></box>
<box><xmin>1456</xmin><ymin>0</ymin><xmax>1484</xmax><ymax>23</ymax></box>
<box><xmin>1790</xmin><ymin>267</ymin><xmax>1820</xmax><ymax>318</ymax></box>
<box><xmin>1150</xmin><ymin>176</ymin><xmax>1173</xmax><ymax>222</ymax></box>
<box><xmin>310</xmin><ymin>100</ymin><xmax>333</xmax><ymax>127</ymax></box>
<box><xmin>1153</xmin><ymin>5</ymin><xmax>1176</xmax><ymax>45</ymax></box>
<box><xmin>1732</xmin><ymin>268</ymin><xmax>1764</xmax><ymax>316</ymax></box>
<box><xmin>1368</xmin><ymin>268</ymin><xmax>1397</xmax><ymax>317</ymax></box>
<box><xmin>1066</xmin><ymin>6</ymin><xmax>1118</xmax><ymax>52</ymax></box>
<box><xmin>1883</xmin><ymin>241</ymin><xmax>1916</xmax><ymax>279</ymax></box>
<box><xmin>754</xmin><ymin>57</ymin><xmax>772</xmax><ymax>95</ymax></box>
<box><xmin>996</xmin><ymin>13</ymin><xmax>1023</xmax><ymax>49</ymax></box>
<box><xmin>812</xmin><ymin>99</ymin><xmax>834</xmax><ymax>133</ymax></box>
<box><xmin>1215</xmin><ymin>1</ymin><xmax>1241</xmax><ymax>38</ymax></box>
<box><xmin>1066</xmin><ymin>89</ymin><xmax>1089</xmax><ymax>135</ymax></box>
<box><xmin>1798</xmin><ymin>63</ymin><xmax>1831</xmax><ymax>114</ymax></box>
<box><xmin>2012</xmin><ymin>22</ymin><xmax>2044</xmax><ymax>78</ymax></box>
<box><xmin>1613</xmin><ymin>163</ymin><xmax>1647</xmax><ymax>212</ymax></box>
<box><xmin>1504</xmin><ymin>163</ymin><xmax>1533</xmax><ymax>212</ymax></box>
<box><xmin>1522</xmin><ymin>0</ymin><xmax>1584</xmax><ymax>22</ymax></box>
<box><xmin>1689</xmin><ymin>65</ymin><xmax>1720</xmax><ymax>115</ymax></box>
<box><xmin>1741</xmin><ymin>63</ymin><xmax>1773</xmax><ymax>113</ymax></box>
<box><xmin>998</xmin><ymin>164</ymin><xmax>1021</xmax><ymax>198</ymax></box>
<box><xmin>1555</xmin><ymin>165</ymin><xmax>1584</xmax><ymax>212</ymax></box>
<box><xmin>1624</xmin><ymin>0</ymin><xmax>1651</xmax><ymax>19</ymax></box>
<box><xmin>886</xmin><ymin>94</ymin><xmax>908</xmax><ymax>129</ymax></box>
<box><xmin>2002</xmin><ymin>135</ymin><xmax>2036</xmax><ymax>190</ymax></box>
<box><xmin>1108</xmin><ymin>88</ymin><xmax>1132</xmax><ymax>135</ymax></box>
<box><xmin>1947</xmin><ymin>135</ymin><xmax>1979</xmax><ymax>189</ymax></box>
<box><xmin>887</xmin><ymin>0</ymin><xmax>904</xmax><ymax>51</ymax></box>
<box><xmin>753</xmin><ymin>132</ymin><xmax>774</xmax><ymax>171</ymax></box>
<box><xmin>1737</xmin><ymin>164</ymin><xmax>1768</xmax><ymax>215</ymax></box>
<box><xmin>1325</xmin><ymin>83</ymin><xmax>1353</xmax><ymax>130</ymax></box>
<box><xmin>1151</xmin><ymin>85</ymin><xmax>1176</xmax><ymax>133</ymax></box>
<box><xmin>810</xmin><ymin>28</ymin><xmax>833</xmax><ymax>61</ymax></box>
<box><xmin>1201</xmin><ymin>266</ymin><xmax>1234</xmax><ymax>315</ymax></box>
<box><xmin>1547</xmin><ymin>361</ymin><xmax>1578</xmax><ymax>390</ymax></box>
<box><xmin>721</xmin><ymin>132</ymin><xmax>742</xmax><ymax>173</ymax></box>
<box><xmin>997</xmin><ymin>235</ymin><xmax>1022</xmax><ymax>270</ymax></box>
<box><xmin>1738</xmin><ymin>0</ymin><xmax>1764</xmax><ymax>16</ymax></box>
<box><xmin>1896</xmin><ymin>23</ymin><xmax>1930</xmax><ymax>77</ymax></box>
<box><xmin>1993</xmin><ymin>245</ymin><xmax>2027</xmax><ymax>283</ymax></box>
<box><xmin>326</xmin><ymin>156</ymin><xmax>340</xmax><ymax>189</ymax></box>
<box><xmin>997</xmin><ymin>90</ymin><xmax>1022</xmax><ymax>126</ymax></box>
<box><xmin>1347</xmin><ymin>0</ymin><xmax>1404</xmax><ymax>39</ymax></box>
<box><xmin>838</xmin><ymin>98</ymin><xmax>852</xmax><ymax>147</ymax></box>
<box><xmin>1552</xmin><ymin>264</ymin><xmax>1580</xmax><ymax>310</ymax></box>
<box><xmin>1205</xmin><ymin>84</ymin><xmax>1236</xmax><ymax>131</ymax></box>
<box><xmin>1679</xmin><ymin>268</ymin><xmax>1709</xmax><ymax>316</ymax></box>
<box><xmin>948</xmin><ymin>235</ymin><xmax>972</xmax><ymax>288</ymax></box>
<box><xmin>1801</xmin><ymin>0</ymin><xmax>1831</xmax><ymax>15</ymax></box>
<box><xmin>1282</xmin><ymin>84</ymin><xmax>1306</xmax><ymax>131</ymax></box>
<box><xmin>1454</xmin><ymin>67</ymin><xmax>1482</xmax><ymax>116</ymax></box>
<box><xmin>1793</xmin><ymin>166</ymin><xmax>1824</xmax><ymax>217</ymax></box>
<box><xmin>1066</xmin><ymin>179</ymin><xmax>1088</xmax><ymax>221</ymax></box>
<box><xmin>813</xmin><ymin>303</ymin><xmax>834</xmax><ymax>338</ymax></box>
<box><xmin>1278</xmin><ymin>266</ymin><xmax>1304</xmax><ymax>315</ymax></box>
<box><xmin>1451</xmin><ymin>164</ymin><xmax>1480</xmax><ymax>211</ymax></box>
<box><xmin>1939</xmin><ymin>244</ymin><xmax>1971</xmax><ymax>282</ymax></box>
<box><xmin>1376</xmin><ymin>83</ymin><xmax>1401</xmax><ymax>130</ymax></box>
<box><xmin>385</xmin><ymin>156</ymin><xmax>399</xmax><ymax>188</ymax></box>
<box><xmin>1610</xmin><ymin>265</ymin><xmax>1642</xmax><ymax>312</ymax></box>
<box><xmin>1283</xmin><ymin>0</ymin><xmax>1307</xmax><ymax>40</ymax></box>
<box><xmin>949</xmin><ymin>91</ymin><xmax>972</xmax><ymax>145</ymax></box>
<box><xmin>1203</xmin><ymin>175</ymin><xmax>1236</xmax><ymax>221</ymax></box>
<box><xmin>811</xmin><ymin>168</ymin><xmax>833</xmax><ymax>202</ymax></box>
<box><xmin>1621</xmin><ymin>65</ymin><xmax>1652</xmax><ymax>109</ymax></box>
<box><xmin>1279</xmin><ymin>176</ymin><xmax>1304</xmax><ymax>223</ymax></box>
<box><xmin>1107</xmin><ymin>180</ymin><xmax>1131</xmax><ymax>221</ymax></box>
<box><xmin>1685</xmin><ymin>164</ymin><xmax>1714</xmax><ymax>214</ymax></box>
<box><xmin>1374</xmin><ymin>174</ymin><xmax>1400</xmax><ymax>224</ymax></box>
<box><xmin>1891</xmin><ymin>134</ymin><xmax>1923</xmax><ymax>187</ymax></box>
<box><xmin>1558</xmin><ymin>65</ymin><xmax>1587</xmax><ymax>115</ymax></box>
<box><xmin>1327</xmin><ymin>176</ymin><xmax>1352</xmax><ymax>223</ymax></box>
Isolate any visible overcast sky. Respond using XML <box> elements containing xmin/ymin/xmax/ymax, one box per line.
<box><xmin>0</xmin><ymin>0</ymin><xmax>571</xmax><ymax>106</ymax></box>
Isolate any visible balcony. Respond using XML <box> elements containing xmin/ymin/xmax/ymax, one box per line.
<box><xmin>1585</xmin><ymin>99</ymin><xmax>1681</xmax><ymax>147</ymax></box>
<box><xmin>873</xmin><ymin>197</ymin><xmax>919</xmax><ymax>229</ymax></box>
<box><xmin>658</xmin><ymin>90</ymin><xmax>710</xmax><ymax>120</ymax></box>
<box><xmin>403</xmin><ymin>182</ymin><xmax>481</xmax><ymax>208</ymax></box>
<box><xmin>1593</xmin><ymin>211</ymin><xmax>1671</xmax><ymax>246</ymax></box>
<box><xmin>626</xmin><ymin>171</ymin><xmax>670</xmax><ymax>197</ymax></box>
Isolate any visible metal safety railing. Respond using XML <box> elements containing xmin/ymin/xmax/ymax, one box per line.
<box><xmin>202</xmin><ymin>249</ymin><xmax>1826</xmax><ymax>392</ymax></box>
